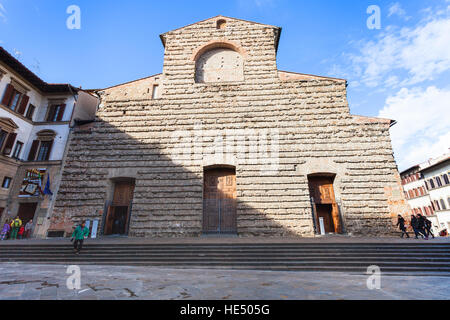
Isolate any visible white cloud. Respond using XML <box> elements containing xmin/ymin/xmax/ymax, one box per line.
<box><xmin>0</xmin><ymin>3</ymin><xmax>6</xmax><ymax>23</ymax></box>
<box><xmin>355</xmin><ymin>17</ymin><xmax>450</xmax><ymax>87</ymax></box>
<box><xmin>379</xmin><ymin>86</ymin><xmax>450</xmax><ymax>170</ymax></box>
<box><xmin>388</xmin><ymin>2</ymin><xmax>409</xmax><ymax>20</ymax></box>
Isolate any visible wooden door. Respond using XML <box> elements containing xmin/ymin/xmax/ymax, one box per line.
<box><xmin>113</xmin><ymin>182</ymin><xmax>135</xmax><ymax>206</ymax></box>
<box><xmin>203</xmin><ymin>168</ymin><xmax>237</xmax><ymax>233</ymax></box>
<box><xmin>308</xmin><ymin>177</ymin><xmax>335</xmax><ymax>204</ymax></box>
<box><xmin>104</xmin><ymin>181</ymin><xmax>135</xmax><ymax>235</ymax></box>
<box><xmin>308</xmin><ymin>176</ymin><xmax>342</xmax><ymax>234</ymax></box>
<box><xmin>316</xmin><ymin>204</ymin><xmax>334</xmax><ymax>233</ymax></box>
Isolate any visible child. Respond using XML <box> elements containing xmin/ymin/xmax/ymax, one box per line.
<box><xmin>17</xmin><ymin>225</ymin><xmax>25</xmax><ymax>239</ymax></box>
<box><xmin>1</xmin><ymin>221</ymin><xmax>11</xmax><ymax>240</ymax></box>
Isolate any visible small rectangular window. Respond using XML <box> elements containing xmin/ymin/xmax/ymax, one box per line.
<box><xmin>25</xmin><ymin>104</ymin><xmax>35</xmax><ymax>120</ymax></box>
<box><xmin>46</xmin><ymin>105</ymin><xmax>65</xmax><ymax>122</ymax></box>
<box><xmin>440</xmin><ymin>199</ymin><xmax>447</xmax><ymax>210</ymax></box>
<box><xmin>36</xmin><ymin>140</ymin><xmax>53</xmax><ymax>161</ymax></box>
<box><xmin>11</xmin><ymin>141</ymin><xmax>23</xmax><ymax>159</ymax></box>
<box><xmin>9</xmin><ymin>90</ymin><xmax>22</xmax><ymax>111</ymax></box>
<box><xmin>2</xmin><ymin>177</ymin><xmax>12</xmax><ymax>189</ymax></box>
<box><xmin>47</xmin><ymin>105</ymin><xmax>60</xmax><ymax>121</ymax></box>
<box><xmin>429</xmin><ymin>179</ymin><xmax>435</xmax><ymax>189</ymax></box>
<box><xmin>152</xmin><ymin>84</ymin><xmax>159</xmax><ymax>99</ymax></box>
<box><xmin>0</xmin><ymin>130</ymin><xmax>7</xmax><ymax>150</ymax></box>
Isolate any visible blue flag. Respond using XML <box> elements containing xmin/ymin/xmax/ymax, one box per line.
<box><xmin>43</xmin><ymin>177</ymin><xmax>53</xmax><ymax>196</ymax></box>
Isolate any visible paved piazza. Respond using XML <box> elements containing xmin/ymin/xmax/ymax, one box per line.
<box><xmin>0</xmin><ymin>263</ymin><xmax>449</xmax><ymax>300</ymax></box>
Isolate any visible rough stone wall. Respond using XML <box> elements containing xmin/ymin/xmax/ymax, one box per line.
<box><xmin>100</xmin><ymin>74</ymin><xmax>162</xmax><ymax>101</ymax></box>
<box><xmin>0</xmin><ymin>157</ymin><xmax>19</xmax><ymax>211</ymax></box>
<box><xmin>51</xmin><ymin>16</ymin><xmax>406</xmax><ymax>237</ymax></box>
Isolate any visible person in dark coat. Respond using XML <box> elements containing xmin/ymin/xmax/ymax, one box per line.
<box><xmin>417</xmin><ymin>214</ymin><xmax>428</xmax><ymax>240</ymax></box>
<box><xmin>396</xmin><ymin>215</ymin><xmax>410</xmax><ymax>238</ymax></box>
<box><xmin>424</xmin><ymin>217</ymin><xmax>435</xmax><ymax>239</ymax></box>
<box><xmin>410</xmin><ymin>215</ymin><xmax>423</xmax><ymax>239</ymax></box>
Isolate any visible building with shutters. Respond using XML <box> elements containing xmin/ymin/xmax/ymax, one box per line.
<box><xmin>0</xmin><ymin>47</ymin><xmax>98</xmax><ymax>238</ymax></box>
<box><xmin>401</xmin><ymin>152</ymin><xmax>450</xmax><ymax>236</ymax></box>
<box><xmin>50</xmin><ymin>16</ymin><xmax>410</xmax><ymax>238</ymax></box>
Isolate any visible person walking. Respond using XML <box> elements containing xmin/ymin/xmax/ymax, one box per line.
<box><xmin>410</xmin><ymin>215</ymin><xmax>424</xmax><ymax>239</ymax></box>
<box><xmin>417</xmin><ymin>214</ymin><xmax>428</xmax><ymax>240</ymax></box>
<box><xmin>10</xmin><ymin>216</ymin><xmax>22</xmax><ymax>240</ymax></box>
<box><xmin>0</xmin><ymin>220</ymin><xmax>11</xmax><ymax>240</ymax></box>
<box><xmin>24</xmin><ymin>220</ymin><xmax>33</xmax><ymax>239</ymax></box>
<box><xmin>424</xmin><ymin>217</ymin><xmax>435</xmax><ymax>239</ymax></box>
<box><xmin>396</xmin><ymin>215</ymin><xmax>410</xmax><ymax>238</ymax></box>
<box><xmin>71</xmin><ymin>221</ymin><xmax>89</xmax><ymax>255</ymax></box>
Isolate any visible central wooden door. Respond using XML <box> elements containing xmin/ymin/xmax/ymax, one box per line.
<box><xmin>308</xmin><ymin>175</ymin><xmax>342</xmax><ymax>234</ymax></box>
<box><xmin>104</xmin><ymin>181</ymin><xmax>135</xmax><ymax>236</ymax></box>
<box><xmin>203</xmin><ymin>167</ymin><xmax>237</xmax><ymax>234</ymax></box>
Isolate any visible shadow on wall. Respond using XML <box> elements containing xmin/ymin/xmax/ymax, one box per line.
<box><xmin>51</xmin><ymin>103</ymin><xmax>318</xmax><ymax>238</ymax></box>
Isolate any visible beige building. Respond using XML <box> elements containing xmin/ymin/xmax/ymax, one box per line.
<box><xmin>0</xmin><ymin>47</ymin><xmax>98</xmax><ymax>238</ymax></box>
<box><xmin>50</xmin><ymin>16</ymin><xmax>409</xmax><ymax>238</ymax></box>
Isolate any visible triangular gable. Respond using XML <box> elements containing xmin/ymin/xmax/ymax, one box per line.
<box><xmin>160</xmin><ymin>15</ymin><xmax>282</xmax><ymax>51</ymax></box>
<box><xmin>0</xmin><ymin>117</ymin><xmax>19</xmax><ymax>131</ymax></box>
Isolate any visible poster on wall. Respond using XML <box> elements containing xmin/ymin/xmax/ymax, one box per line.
<box><xmin>19</xmin><ymin>168</ymin><xmax>47</xmax><ymax>197</ymax></box>
<box><xmin>91</xmin><ymin>220</ymin><xmax>99</xmax><ymax>239</ymax></box>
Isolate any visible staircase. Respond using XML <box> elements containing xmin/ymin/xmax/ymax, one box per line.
<box><xmin>1</xmin><ymin>242</ymin><xmax>450</xmax><ymax>273</ymax></box>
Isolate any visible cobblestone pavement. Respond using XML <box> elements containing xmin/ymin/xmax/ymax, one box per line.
<box><xmin>0</xmin><ymin>263</ymin><xmax>449</xmax><ymax>300</ymax></box>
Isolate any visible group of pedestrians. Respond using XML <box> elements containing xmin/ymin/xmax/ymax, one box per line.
<box><xmin>0</xmin><ymin>216</ymin><xmax>33</xmax><ymax>240</ymax></box>
<box><xmin>396</xmin><ymin>214</ymin><xmax>435</xmax><ymax>240</ymax></box>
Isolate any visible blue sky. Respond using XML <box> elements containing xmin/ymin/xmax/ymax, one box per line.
<box><xmin>0</xmin><ymin>0</ymin><xmax>449</xmax><ymax>170</ymax></box>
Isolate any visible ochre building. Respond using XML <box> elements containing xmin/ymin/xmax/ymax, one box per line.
<box><xmin>50</xmin><ymin>16</ymin><xmax>410</xmax><ymax>238</ymax></box>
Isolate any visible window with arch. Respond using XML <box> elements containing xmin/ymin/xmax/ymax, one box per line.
<box><xmin>216</xmin><ymin>19</ymin><xmax>227</xmax><ymax>29</ymax></box>
<box><xmin>443</xmin><ymin>173</ymin><xmax>449</xmax><ymax>185</ymax></box>
<box><xmin>195</xmin><ymin>47</ymin><xmax>244</xmax><ymax>83</ymax></box>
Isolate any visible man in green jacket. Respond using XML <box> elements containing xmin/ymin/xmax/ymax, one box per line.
<box><xmin>10</xmin><ymin>217</ymin><xmax>22</xmax><ymax>240</ymax></box>
<box><xmin>71</xmin><ymin>221</ymin><xmax>89</xmax><ymax>254</ymax></box>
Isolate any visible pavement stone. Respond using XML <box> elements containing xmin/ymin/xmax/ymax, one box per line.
<box><xmin>0</xmin><ymin>263</ymin><xmax>449</xmax><ymax>300</ymax></box>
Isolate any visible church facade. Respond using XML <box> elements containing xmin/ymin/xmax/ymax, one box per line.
<box><xmin>49</xmin><ymin>16</ymin><xmax>409</xmax><ymax>238</ymax></box>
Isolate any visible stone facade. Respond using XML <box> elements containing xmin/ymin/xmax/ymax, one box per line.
<box><xmin>51</xmin><ymin>16</ymin><xmax>409</xmax><ymax>237</ymax></box>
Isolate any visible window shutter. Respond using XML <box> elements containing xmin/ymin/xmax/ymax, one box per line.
<box><xmin>2</xmin><ymin>133</ymin><xmax>17</xmax><ymax>155</ymax></box>
<box><xmin>56</xmin><ymin>104</ymin><xmax>66</xmax><ymax>121</ymax></box>
<box><xmin>16</xmin><ymin>94</ymin><xmax>29</xmax><ymax>115</ymax></box>
<box><xmin>28</xmin><ymin>140</ymin><xmax>40</xmax><ymax>161</ymax></box>
<box><xmin>1</xmin><ymin>84</ymin><xmax>14</xmax><ymax>106</ymax></box>
<box><xmin>45</xmin><ymin>140</ymin><xmax>54</xmax><ymax>160</ymax></box>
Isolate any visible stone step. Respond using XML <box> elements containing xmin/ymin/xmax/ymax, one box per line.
<box><xmin>1</xmin><ymin>244</ymin><xmax>449</xmax><ymax>250</ymax></box>
<box><xmin>2</xmin><ymin>252</ymin><xmax>449</xmax><ymax>258</ymax></box>
<box><xmin>1</xmin><ymin>243</ymin><xmax>448</xmax><ymax>248</ymax></box>
<box><xmin>3</xmin><ymin>261</ymin><xmax>448</xmax><ymax>274</ymax></box>
<box><xmin>2</xmin><ymin>241</ymin><xmax>448</xmax><ymax>273</ymax></box>
<box><xmin>0</xmin><ymin>255</ymin><xmax>450</xmax><ymax>266</ymax></box>
<box><xmin>2</xmin><ymin>258</ymin><xmax>450</xmax><ymax>269</ymax></box>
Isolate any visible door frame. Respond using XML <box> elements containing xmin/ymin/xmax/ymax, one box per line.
<box><xmin>202</xmin><ymin>165</ymin><xmax>237</xmax><ymax>235</ymax></box>
<box><xmin>307</xmin><ymin>173</ymin><xmax>343</xmax><ymax>235</ymax></box>
<box><xmin>102</xmin><ymin>178</ymin><xmax>135</xmax><ymax>236</ymax></box>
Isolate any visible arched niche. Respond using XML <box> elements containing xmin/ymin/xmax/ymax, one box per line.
<box><xmin>194</xmin><ymin>42</ymin><xmax>245</xmax><ymax>83</ymax></box>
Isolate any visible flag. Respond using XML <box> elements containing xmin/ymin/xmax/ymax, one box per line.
<box><xmin>43</xmin><ymin>176</ymin><xmax>53</xmax><ymax>196</ymax></box>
